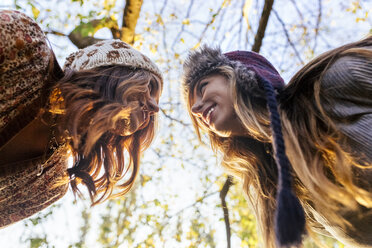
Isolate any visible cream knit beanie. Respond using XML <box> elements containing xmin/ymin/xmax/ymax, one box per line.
<box><xmin>64</xmin><ymin>39</ymin><xmax>162</xmax><ymax>81</ymax></box>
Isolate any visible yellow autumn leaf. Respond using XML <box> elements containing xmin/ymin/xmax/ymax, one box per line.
<box><xmin>141</xmin><ymin>175</ymin><xmax>151</xmax><ymax>186</ymax></box>
<box><xmin>170</xmin><ymin>13</ymin><xmax>177</xmax><ymax>19</ymax></box>
<box><xmin>180</xmin><ymin>38</ymin><xmax>185</xmax><ymax>43</ymax></box>
<box><xmin>156</xmin><ymin>14</ymin><xmax>164</xmax><ymax>25</ymax></box>
<box><xmin>103</xmin><ymin>0</ymin><xmax>115</xmax><ymax>10</ymax></box>
<box><xmin>150</xmin><ymin>44</ymin><xmax>158</xmax><ymax>54</ymax></box>
<box><xmin>192</xmin><ymin>42</ymin><xmax>200</xmax><ymax>50</ymax></box>
<box><xmin>32</xmin><ymin>6</ymin><xmax>40</xmax><ymax>19</ymax></box>
<box><xmin>182</xmin><ymin>18</ymin><xmax>190</xmax><ymax>25</ymax></box>
<box><xmin>134</xmin><ymin>34</ymin><xmax>141</xmax><ymax>41</ymax></box>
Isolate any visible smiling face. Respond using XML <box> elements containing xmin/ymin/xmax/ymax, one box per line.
<box><xmin>190</xmin><ymin>74</ymin><xmax>246</xmax><ymax>137</ymax></box>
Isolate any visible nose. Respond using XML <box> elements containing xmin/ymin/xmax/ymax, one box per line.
<box><xmin>191</xmin><ymin>100</ymin><xmax>203</xmax><ymax>117</ymax></box>
<box><xmin>146</xmin><ymin>97</ymin><xmax>159</xmax><ymax>113</ymax></box>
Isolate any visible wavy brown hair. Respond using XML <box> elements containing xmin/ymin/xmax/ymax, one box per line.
<box><xmin>50</xmin><ymin>65</ymin><xmax>162</xmax><ymax>205</ymax></box>
<box><xmin>184</xmin><ymin>36</ymin><xmax>372</xmax><ymax>248</ymax></box>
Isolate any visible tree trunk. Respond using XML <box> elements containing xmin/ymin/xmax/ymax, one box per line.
<box><xmin>120</xmin><ymin>0</ymin><xmax>144</xmax><ymax>45</ymax></box>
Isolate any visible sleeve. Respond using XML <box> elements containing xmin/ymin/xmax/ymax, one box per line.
<box><xmin>320</xmin><ymin>52</ymin><xmax>372</xmax><ymax>162</ymax></box>
<box><xmin>0</xmin><ymin>10</ymin><xmax>52</xmax><ymax>147</ymax></box>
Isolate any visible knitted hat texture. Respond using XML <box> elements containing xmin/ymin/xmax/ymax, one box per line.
<box><xmin>64</xmin><ymin>39</ymin><xmax>162</xmax><ymax>81</ymax></box>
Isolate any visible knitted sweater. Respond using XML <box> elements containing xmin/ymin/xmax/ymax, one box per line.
<box><xmin>321</xmin><ymin>51</ymin><xmax>372</xmax><ymax>162</ymax></box>
<box><xmin>0</xmin><ymin>10</ymin><xmax>68</xmax><ymax>228</ymax></box>
<box><xmin>313</xmin><ymin>51</ymin><xmax>372</xmax><ymax>247</ymax></box>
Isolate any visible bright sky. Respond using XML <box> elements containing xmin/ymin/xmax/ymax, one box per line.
<box><xmin>1</xmin><ymin>0</ymin><xmax>371</xmax><ymax>247</ymax></box>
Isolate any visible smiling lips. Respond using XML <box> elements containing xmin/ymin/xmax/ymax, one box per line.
<box><xmin>202</xmin><ymin>104</ymin><xmax>216</xmax><ymax>125</ymax></box>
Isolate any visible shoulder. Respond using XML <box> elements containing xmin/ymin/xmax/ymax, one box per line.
<box><xmin>322</xmin><ymin>47</ymin><xmax>372</xmax><ymax>88</ymax></box>
<box><xmin>320</xmin><ymin>49</ymin><xmax>372</xmax><ymax>102</ymax></box>
<box><xmin>0</xmin><ymin>10</ymin><xmax>52</xmax><ymax>146</ymax></box>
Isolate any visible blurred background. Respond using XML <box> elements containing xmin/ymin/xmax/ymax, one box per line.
<box><xmin>0</xmin><ymin>0</ymin><xmax>371</xmax><ymax>247</ymax></box>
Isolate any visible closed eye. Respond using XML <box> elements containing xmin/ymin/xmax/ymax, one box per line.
<box><xmin>198</xmin><ymin>81</ymin><xmax>208</xmax><ymax>95</ymax></box>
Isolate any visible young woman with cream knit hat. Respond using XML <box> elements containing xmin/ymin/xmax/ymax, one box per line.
<box><xmin>182</xmin><ymin>36</ymin><xmax>372</xmax><ymax>248</ymax></box>
<box><xmin>0</xmin><ymin>10</ymin><xmax>163</xmax><ymax>227</ymax></box>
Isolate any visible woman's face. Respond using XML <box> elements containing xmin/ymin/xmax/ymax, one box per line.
<box><xmin>123</xmin><ymin>79</ymin><xmax>161</xmax><ymax>136</ymax></box>
<box><xmin>190</xmin><ymin>74</ymin><xmax>246</xmax><ymax>137</ymax></box>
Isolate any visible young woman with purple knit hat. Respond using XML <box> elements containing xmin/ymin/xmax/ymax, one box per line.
<box><xmin>0</xmin><ymin>10</ymin><xmax>163</xmax><ymax>227</ymax></box>
<box><xmin>181</xmin><ymin>36</ymin><xmax>372</xmax><ymax>248</ymax></box>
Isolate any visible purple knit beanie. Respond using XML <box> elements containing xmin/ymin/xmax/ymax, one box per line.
<box><xmin>224</xmin><ymin>50</ymin><xmax>284</xmax><ymax>89</ymax></box>
<box><xmin>183</xmin><ymin>46</ymin><xmax>306</xmax><ymax>248</ymax></box>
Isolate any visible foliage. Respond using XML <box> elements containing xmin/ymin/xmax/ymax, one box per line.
<box><xmin>1</xmin><ymin>0</ymin><xmax>371</xmax><ymax>247</ymax></box>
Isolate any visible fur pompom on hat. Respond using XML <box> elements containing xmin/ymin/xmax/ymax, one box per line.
<box><xmin>183</xmin><ymin>45</ymin><xmax>306</xmax><ymax>248</ymax></box>
<box><xmin>64</xmin><ymin>39</ymin><xmax>163</xmax><ymax>82</ymax></box>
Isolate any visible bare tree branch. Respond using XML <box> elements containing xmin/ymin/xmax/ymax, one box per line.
<box><xmin>44</xmin><ymin>30</ymin><xmax>67</xmax><ymax>37</ymax></box>
<box><xmin>272</xmin><ymin>9</ymin><xmax>304</xmax><ymax>64</ymax></box>
<box><xmin>68</xmin><ymin>34</ymin><xmax>103</xmax><ymax>49</ymax></box>
<box><xmin>289</xmin><ymin>0</ymin><xmax>304</xmax><ymax>20</ymax></box>
<box><xmin>171</xmin><ymin>0</ymin><xmax>195</xmax><ymax>50</ymax></box>
<box><xmin>159</xmin><ymin>0</ymin><xmax>168</xmax><ymax>14</ymax></box>
<box><xmin>160</xmin><ymin>108</ymin><xmax>191</xmax><ymax>127</ymax></box>
<box><xmin>251</xmin><ymin>0</ymin><xmax>274</xmax><ymax>53</ymax></box>
<box><xmin>313</xmin><ymin>0</ymin><xmax>322</xmax><ymax>52</ymax></box>
<box><xmin>67</xmin><ymin>19</ymin><xmax>106</xmax><ymax>48</ymax></box>
<box><xmin>197</xmin><ymin>0</ymin><xmax>228</xmax><ymax>44</ymax></box>
<box><xmin>220</xmin><ymin>175</ymin><xmax>234</xmax><ymax>248</ymax></box>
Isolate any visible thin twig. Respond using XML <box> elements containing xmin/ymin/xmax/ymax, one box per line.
<box><xmin>44</xmin><ymin>30</ymin><xmax>67</xmax><ymax>36</ymax></box>
<box><xmin>220</xmin><ymin>175</ymin><xmax>234</xmax><ymax>248</ymax></box>
<box><xmin>272</xmin><ymin>9</ymin><xmax>304</xmax><ymax>64</ymax></box>
<box><xmin>171</xmin><ymin>0</ymin><xmax>195</xmax><ymax>50</ymax></box>
<box><xmin>197</xmin><ymin>0</ymin><xmax>228</xmax><ymax>44</ymax></box>
<box><xmin>160</xmin><ymin>108</ymin><xmax>190</xmax><ymax>127</ymax></box>
<box><xmin>313</xmin><ymin>0</ymin><xmax>322</xmax><ymax>52</ymax></box>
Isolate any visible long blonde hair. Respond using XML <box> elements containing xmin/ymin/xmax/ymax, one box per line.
<box><xmin>280</xmin><ymin>36</ymin><xmax>372</xmax><ymax>235</ymax></box>
<box><xmin>185</xmin><ymin>65</ymin><xmax>278</xmax><ymax>247</ymax></box>
<box><xmin>185</xmin><ymin>37</ymin><xmax>372</xmax><ymax>248</ymax></box>
<box><xmin>51</xmin><ymin>65</ymin><xmax>161</xmax><ymax>205</ymax></box>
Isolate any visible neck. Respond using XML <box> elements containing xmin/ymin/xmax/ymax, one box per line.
<box><xmin>0</xmin><ymin>114</ymin><xmax>60</xmax><ymax>165</ymax></box>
